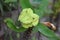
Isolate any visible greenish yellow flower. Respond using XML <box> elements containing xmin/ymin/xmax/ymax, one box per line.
<box><xmin>22</xmin><ymin>23</ymin><xmax>32</xmax><ymax>28</ymax></box>
<box><xmin>18</xmin><ymin>8</ymin><xmax>39</xmax><ymax>28</ymax></box>
<box><xmin>32</xmin><ymin>14</ymin><xmax>39</xmax><ymax>26</ymax></box>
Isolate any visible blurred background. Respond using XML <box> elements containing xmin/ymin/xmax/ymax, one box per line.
<box><xmin>0</xmin><ymin>0</ymin><xmax>60</xmax><ymax>40</ymax></box>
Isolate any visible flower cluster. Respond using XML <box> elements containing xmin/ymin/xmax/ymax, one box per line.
<box><xmin>18</xmin><ymin>8</ymin><xmax>39</xmax><ymax>28</ymax></box>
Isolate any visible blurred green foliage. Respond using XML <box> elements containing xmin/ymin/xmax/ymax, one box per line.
<box><xmin>4</xmin><ymin>0</ymin><xmax>60</xmax><ymax>40</ymax></box>
<box><xmin>20</xmin><ymin>0</ymin><xmax>52</xmax><ymax>18</ymax></box>
<box><xmin>0</xmin><ymin>0</ymin><xmax>17</xmax><ymax>13</ymax></box>
<box><xmin>54</xmin><ymin>0</ymin><xmax>60</xmax><ymax>13</ymax></box>
<box><xmin>53</xmin><ymin>0</ymin><xmax>60</xmax><ymax>17</ymax></box>
<box><xmin>5</xmin><ymin>0</ymin><xmax>17</xmax><ymax>3</ymax></box>
<box><xmin>4</xmin><ymin>18</ymin><xmax>27</xmax><ymax>32</ymax></box>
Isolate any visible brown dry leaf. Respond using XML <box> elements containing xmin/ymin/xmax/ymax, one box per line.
<box><xmin>42</xmin><ymin>22</ymin><xmax>56</xmax><ymax>30</ymax></box>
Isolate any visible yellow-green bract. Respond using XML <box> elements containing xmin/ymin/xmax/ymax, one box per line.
<box><xmin>18</xmin><ymin>8</ymin><xmax>39</xmax><ymax>28</ymax></box>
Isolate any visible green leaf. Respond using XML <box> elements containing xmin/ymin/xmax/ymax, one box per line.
<box><xmin>20</xmin><ymin>0</ymin><xmax>32</xmax><ymax>9</ymax></box>
<box><xmin>34</xmin><ymin>9</ymin><xmax>44</xmax><ymax>18</ymax></box>
<box><xmin>37</xmin><ymin>23</ymin><xmax>60</xmax><ymax>40</ymax></box>
<box><xmin>31</xmin><ymin>0</ymin><xmax>41</xmax><ymax>5</ymax></box>
<box><xmin>4</xmin><ymin>18</ymin><xmax>27</xmax><ymax>32</ymax></box>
